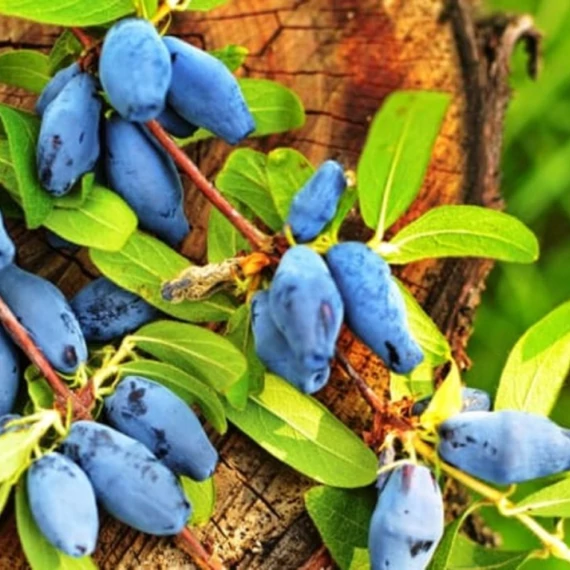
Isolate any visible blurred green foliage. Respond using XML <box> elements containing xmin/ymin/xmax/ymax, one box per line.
<box><xmin>467</xmin><ymin>1</ymin><xmax>570</xmax><ymax>566</ymax></box>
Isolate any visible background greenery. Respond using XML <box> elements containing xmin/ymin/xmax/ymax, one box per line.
<box><xmin>467</xmin><ymin>1</ymin><xmax>570</xmax><ymax>566</ymax></box>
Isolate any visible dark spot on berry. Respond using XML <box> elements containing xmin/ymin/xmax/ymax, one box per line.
<box><xmin>409</xmin><ymin>539</ymin><xmax>434</xmax><ymax>557</ymax></box>
<box><xmin>385</xmin><ymin>341</ymin><xmax>401</xmax><ymax>367</ymax></box>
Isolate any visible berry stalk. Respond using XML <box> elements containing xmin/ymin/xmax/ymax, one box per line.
<box><xmin>175</xmin><ymin>527</ymin><xmax>225</xmax><ymax>570</ymax></box>
<box><xmin>145</xmin><ymin>120</ymin><xmax>272</xmax><ymax>252</ymax></box>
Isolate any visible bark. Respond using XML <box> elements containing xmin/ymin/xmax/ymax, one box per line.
<box><xmin>0</xmin><ymin>1</ymin><xmax>538</xmax><ymax>568</ymax></box>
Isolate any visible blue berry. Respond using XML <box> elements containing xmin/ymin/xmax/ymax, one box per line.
<box><xmin>61</xmin><ymin>421</ymin><xmax>191</xmax><ymax>535</ymax></box>
<box><xmin>369</xmin><ymin>464</ymin><xmax>444</xmax><ymax>570</ymax></box>
<box><xmin>0</xmin><ymin>327</ymin><xmax>19</xmax><ymax>416</ymax></box>
<box><xmin>27</xmin><ymin>452</ymin><xmax>99</xmax><ymax>557</ymax></box>
<box><xmin>105</xmin><ymin>116</ymin><xmax>190</xmax><ymax>247</ymax></box>
<box><xmin>99</xmin><ymin>18</ymin><xmax>171</xmax><ymax>122</ymax></box>
<box><xmin>412</xmin><ymin>387</ymin><xmax>492</xmax><ymax>416</ymax></box>
<box><xmin>157</xmin><ymin>106</ymin><xmax>198</xmax><ymax>138</ymax></box>
<box><xmin>326</xmin><ymin>242</ymin><xmax>423</xmax><ymax>374</ymax></box>
<box><xmin>285</xmin><ymin>160</ymin><xmax>347</xmax><ymax>242</ymax></box>
<box><xmin>251</xmin><ymin>291</ymin><xmax>330</xmax><ymax>394</ymax></box>
<box><xmin>35</xmin><ymin>62</ymin><xmax>81</xmax><ymax>117</ymax></box>
<box><xmin>438</xmin><ymin>410</ymin><xmax>570</xmax><ymax>484</ymax></box>
<box><xmin>0</xmin><ymin>265</ymin><xmax>87</xmax><ymax>373</ymax></box>
<box><xmin>164</xmin><ymin>36</ymin><xmax>254</xmax><ymax>145</ymax></box>
<box><xmin>71</xmin><ymin>277</ymin><xmax>158</xmax><ymax>343</ymax></box>
<box><xmin>104</xmin><ymin>375</ymin><xmax>218</xmax><ymax>481</ymax></box>
<box><xmin>269</xmin><ymin>246</ymin><xmax>343</xmax><ymax>371</ymax></box>
<box><xmin>0</xmin><ymin>211</ymin><xmax>15</xmax><ymax>272</ymax></box>
<box><xmin>37</xmin><ymin>73</ymin><xmax>101</xmax><ymax>196</ymax></box>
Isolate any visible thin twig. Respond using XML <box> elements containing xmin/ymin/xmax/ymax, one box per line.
<box><xmin>71</xmin><ymin>27</ymin><xmax>92</xmax><ymax>49</ymax></box>
<box><xmin>146</xmin><ymin>120</ymin><xmax>272</xmax><ymax>252</ymax></box>
<box><xmin>299</xmin><ymin>545</ymin><xmax>334</xmax><ymax>570</ymax></box>
<box><xmin>175</xmin><ymin>527</ymin><xmax>226</xmax><ymax>570</ymax></box>
<box><xmin>0</xmin><ymin>296</ymin><xmax>91</xmax><ymax>419</ymax></box>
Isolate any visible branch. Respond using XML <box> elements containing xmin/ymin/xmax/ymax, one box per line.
<box><xmin>145</xmin><ymin>121</ymin><xmax>272</xmax><ymax>252</ymax></box>
<box><xmin>0</xmin><ymin>296</ymin><xmax>92</xmax><ymax>419</ymax></box>
<box><xmin>71</xmin><ymin>27</ymin><xmax>92</xmax><ymax>49</ymax></box>
<box><xmin>175</xmin><ymin>527</ymin><xmax>226</xmax><ymax>570</ymax></box>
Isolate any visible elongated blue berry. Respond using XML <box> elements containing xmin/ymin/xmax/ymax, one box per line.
<box><xmin>438</xmin><ymin>410</ymin><xmax>570</xmax><ymax>484</ymax></box>
<box><xmin>285</xmin><ymin>160</ymin><xmax>347</xmax><ymax>242</ymax></box>
<box><xmin>61</xmin><ymin>421</ymin><xmax>191</xmax><ymax>535</ymax></box>
<box><xmin>27</xmin><ymin>452</ymin><xmax>99</xmax><ymax>557</ymax></box>
<box><xmin>37</xmin><ymin>73</ymin><xmax>101</xmax><ymax>196</ymax></box>
<box><xmin>0</xmin><ymin>211</ymin><xmax>15</xmax><ymax>271</ymax></box>
<box><xmin>157</xmin><ymin>106</ymin><xmax>198</xmax><ymax>138</ymax></box>
<box><xmin>164</xmin><ymin>36</ymin><xmax>254</xmax><ymax>145</ymax></box>
<box><xmin>71</xmin><ymin>277</ymin><xmax>158</xmax><ymax>343</ymax></box>
<box><xmin>326</xmin><ymin>242</ymin><xmax>423</xmax><ymax>374</ymax></box>
<box><xmin>369</xmin><ymin>464</ymin><xmax>444</xmax><ymax>570</ymax></box>
<box><xmin>251</xmin><ymin>291</ymin><xmax>330</xmax><ymax>394</ymax></box>
<box><xmin>105</xmin><ymin>375</ymin><xmax>218</xmax><ymax>480</ymax></box>
<box><xmin>0</xmin><ymin>265</ymin><xmax>87</xmax><ymax>373</ymax></box>
<box><xmin>269</xmin><ymin>246</ymin><xmax>343</xmax><ymax>371</ymax></box>
<box><xmin>99</xmin><ymin>18</ymin><xmax>171</xmax><ymax>122</ymax></box>
<box><xmin>35</xmin><ymin>62</ymin><xmax>81</xmax><ymax>117</ymax></box>
<box><xmin>0</xmin><ymin>327</ymin><xmax>19</xmax><ymax>416</ymax></box>
<box><xmin>105</xmin><ymin>116</ymin><xmax>190</xmax><ymax>247</ymax></box>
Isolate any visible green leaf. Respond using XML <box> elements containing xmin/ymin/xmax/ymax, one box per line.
<box><xmin>131</xmin><ymin>320</ymin><xmax>247</xmax><ymax>395</ymax></box>
<box><xmin>357</xmin><ymin>91</ymin><xmax>450</xmax><ymax>237</ymax></box>
<box><xmin>207</xmin><ymin>206</ymin><xmax>250</xmax><ymax>263</ymax></box>
<box><xmin>0</xmin><ymin>0</ymin><xmax>134</xmax><ymax>26</ymax></box>
<box><xmin>54</xmin><ymin>172</ymin><xmax>95</xmax><ymax>209</ymax></box>
<box><xmin>495</xmin><ymin>300</ymin><xmax>570</xmax><ymax>415</ymax></box>
<box><xmin>90</xmin><ymin>230</ymin><xmax>236</xmax><ymax>323</ymax></box>
<box><xmin>514</xmin><ymin>476</ymin><xmax>570</xmax><ymax>518</ymax></box>
<box><xmin>210</xmin><ymin>45</ymin><xmax>248</xmax><ymax>72</ymax></box>
<box><xmin>216</xmin><ymin>149</ymin><xmax>281</xmax><ymax>230</ymax></box>
<box><xmin>183</xmin><ymin>79</ymin><xmax>305</xmax><ymax>142</ymax></box>
<box><xmin>241</xmin><ymin>78</ymin><xmax>305</xmax><ymax>137</ymax></box>
<box><xmin>48</xmin><ymin>30</ymin><xmax>83</xmax><ymax>73</ymax></box>
<box><xmin>0</xmin><ymin>481</ymin><xmax>13</xmax><ymax>517</ymax></box>
<box><xmin>0</xmin><ymin>105</ymin><xmax>53</xmax><ymax>228</ymax></box>
<box><xmin>225</xmin><ymin>374</ymin><xmax>378</xmax><ymax>487</ymax></box>
<box><xmin>181</xmin><ymin>477</ymin><xmax>216</xmax><ymax>527</ymax></box>
<box><xmin>44</xmin><ymin>184</ymin><xmax>136</xmax><ymax>251</ymax></box>
<box><xmin>266</xmin><ymin>147</ymin><xmax>314</xmax><ymax>220</ymax></box>
<box><xmin>305</xmin><ymin>486</ymin><xmax>374</xmax><ymax>570</ymax></box>
<box><xmin>0</xmin><ymin>51</ymin><xmax>50</xmax><ymax>93</ymax></box>
<box><xmin>395</xmin><ymin>279</ymin><xmax>450</xmax><ymax>366</ymax></box>
<box><xmin>119</xmin><ymin>359</ymin><xmax>227</xmax><ymax>433</ymax></box>
<box><xmin>16</xmin><ymin>483</ymin><xmax>97</xmax><ymax>570</ymax></box>
<box><xmin>139</xmin><ymin>0</ymin><xmax>158</xmax><ymax>18</ymax></box>
<box><xmin>186</xmin><ymin>0</ymin><xmax>230</xmax><ymax>10</ymax></box>
<box><xmin>224</xmin><ymin>304</ymin><xmax>265</xmax><ymax>409</ymax></box>
<box><xmin>449</xmin><ymin>536</ymin><xmax>530</xmax><ymax>569</ymax></box>
<box><xmin>383</xmin><ymin>206</ymin><xmax>539</xmax><ymax>264</ymax></box>
<box><xmin>25</xmin><ymin>366</ymin><xmax>55</xmax><ymax>411</ymax></box>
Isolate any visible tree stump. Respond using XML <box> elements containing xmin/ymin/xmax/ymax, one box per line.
<box><xmin>0</xmin><ymin>1</ymin><xmax>537</xmax><ymax>568</ymax></box>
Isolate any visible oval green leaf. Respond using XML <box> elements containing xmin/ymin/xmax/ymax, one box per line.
<box><xmin>44</xmin><ymin>185</ymin><xmax>137</xmax><ymax>251</ymax></box>
<box><xmin>384</xmin><ymin>205</ymin><xmax>539</xmax><ymax>264</ymax></box>
<box><xmin>0</xmin><ymin>0</ymin><xmax>133</xmax><ymax>26</ymax></box>
<box><xmin>0</xmin><ymin>105</ymin><xmax>53</xmax><ymax>228</ymax></box>
<box><xmin>90</xmin><ymin>230</ymin><xmax>236</xmax><ymax>323</ymax></box>
<box><xmin>207</xmin><ymin>205</ymin><xmax>250</xmax><ymax>263</ymax></box>
<box><xmin>357</xmin><ymin>91</ymin><xmax>450</xmax><ymax>236</ymax></box>
<box><xmin>181</xmin><ymin>476</ymin><xmax>216</xmax><ymax>527</ymax></box>
<box><xmin>0</xmin><ymin>50</ymin><xmax>50</xmax><ymax>94</ymax></box>
<box><xmin>449</xmin><ymin>536</ymin><xmax>530</xmax><ymax>569</ymax></box>
<box><xmin>131</xmin><ymin>320</ymin><xmax>247</xmax><ymax>395</ymax></box>
<box><xmin>305</xmin><ymin>486</ymin><xmax>374</xmax><ymax>570</ymax></box>
<box><xmin>225</xmin><ymin>375</ymin><xmax>377</xmax><ymax>488</ymax></box>
<box><xmin>119</xmin><ymin>359</ymin><xmax>227</xmax><ymax>433</ymax></box>
<box><xmin>495</xmin><ymin>300</ymin><xmax>570</xmax><ymax>415</ymax></box>
<box><xmin>514</xmin><ymin>477</ymin><xmax>570</xmax><ymax>518</ymax></box>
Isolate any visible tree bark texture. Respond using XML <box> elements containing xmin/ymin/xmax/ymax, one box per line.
<box><xmin>0</xmin><ymin>1</ymin><xmax>537</xmax><ymax>568</ymax></box>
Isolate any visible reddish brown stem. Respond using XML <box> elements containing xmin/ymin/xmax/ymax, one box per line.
<box><xmin>71</xmin><ymin>27</ymin><xmax>92</xmax><ymax>49</ymax></box>
<box><xmin>335</xmin><ymin>350</ymin><xmax>384</xmax><ymax>413</ymax></box>
<box><xmin>299</xmin><ymin>545</ymin><xmax>334</xmax><ymax>570</ymax></box>
<box><xmin>175</xmin><ymin>527</ymin><xmax>225</xmax><ymax>570</ymax></box>
<box><xmin>146</xmin><ymin>120</ymin><xmax>272</xmax><ymax>252</ymax></box>
<box><xmin>0</xmin><ymin>296</ymin><xmax>91</xmax><ymax>419</ymax></box>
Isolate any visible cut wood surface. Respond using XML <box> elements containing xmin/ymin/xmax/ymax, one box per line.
<box><xmin>0</xmin><ymin>1</ymin><xmax>536</xmax><ymax>568</ymax></box>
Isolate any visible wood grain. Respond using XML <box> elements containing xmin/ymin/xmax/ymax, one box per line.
<box><xmin>0</xmin><ymin>1</ymin><xmax>536</xmax><ymax>568</ymax></box>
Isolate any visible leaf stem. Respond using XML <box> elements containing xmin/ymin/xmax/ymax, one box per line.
<box><xmin>0</xmin><ymin>296</ymin><xmax>92</xmax><ymax>419</ymax></box>
<box><xmin>145</xmin><ymin>120</ymin><xmax>272</xmax><ymax>252</ymax></box>
<box><xmin>90</xmin><ymin>338</ymin><xmax>136</xmax><ymax>395</ymax></box>
<box><xmin>175</xmin><ymin>527</ymin><xmax>226</xmax><ymax>570</ymax></box>
<box><xmin>71</xmin><ymin>27</ymin><xmax>92</xmax><ymax>49</ymax></box>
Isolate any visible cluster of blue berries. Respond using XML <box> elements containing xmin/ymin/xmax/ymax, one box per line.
<box><xmin>35</xmin><ymin>17</ymin><xmax>254</xmax><ymax>247</ymax></box>
<box><xmin>251</xmin><ymin>160</ymin><xmax>424</xmax><ymax>394</ymax></box>
<box><xmin>21</xmin><ymin>376</ymin><xmax>218</xmax><ymax>557</ymax></box>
